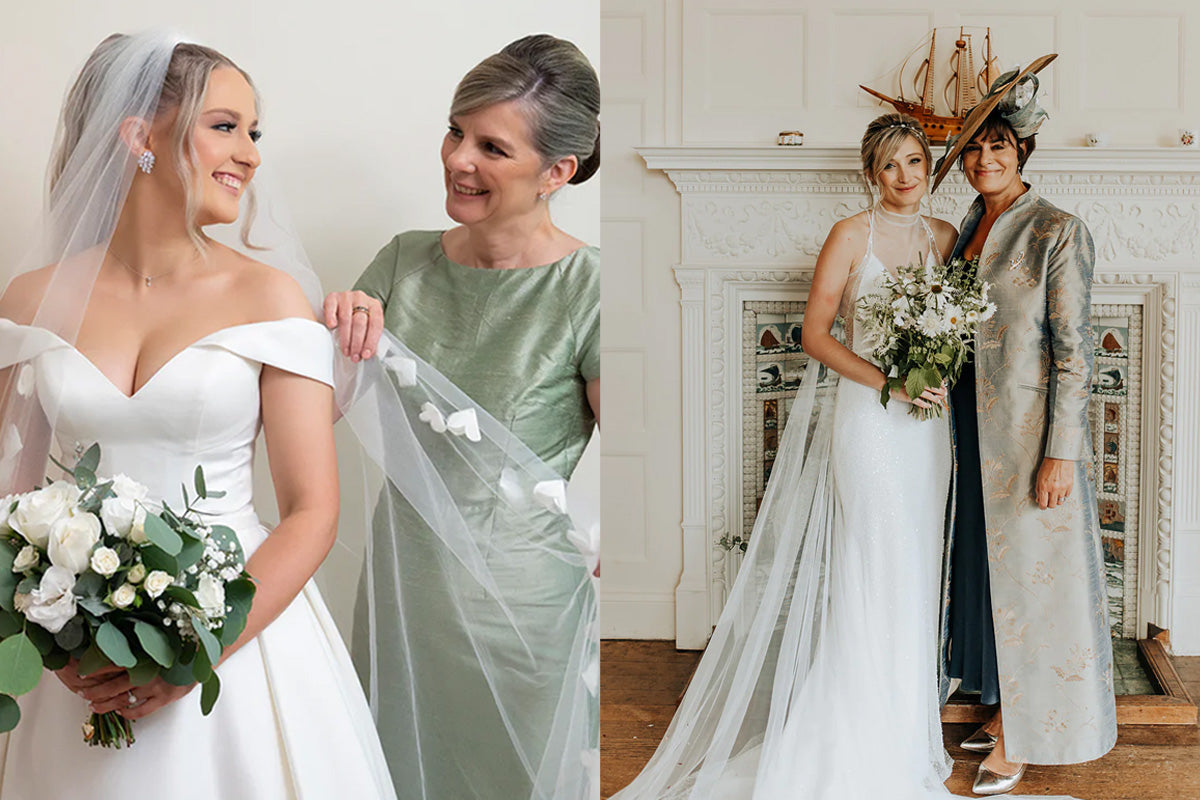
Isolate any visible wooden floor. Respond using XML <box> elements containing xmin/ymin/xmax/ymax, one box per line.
<box><xmin>601</xmin><ymin>640</ymin><xmax>1200</xmax><ymax>799</ymax></box>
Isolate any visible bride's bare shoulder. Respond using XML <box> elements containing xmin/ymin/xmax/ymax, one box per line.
<box><xmin>216</xmin><ymin>245</ymin><xmax>316</xmax><ymax>323</ymax></box>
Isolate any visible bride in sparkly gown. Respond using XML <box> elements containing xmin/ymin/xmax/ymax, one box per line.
<box><xmin>612</xmin><ymin>114</ymin><xmax>963</xmax><ymax>799</ymax></box>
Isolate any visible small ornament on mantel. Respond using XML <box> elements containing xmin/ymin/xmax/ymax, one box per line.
<box><xmin>777</xmin><ymin>131</ymin><xmax>804</xmax><ymax>146</ymax></box>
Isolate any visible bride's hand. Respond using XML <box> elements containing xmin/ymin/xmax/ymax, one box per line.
<box><xmin>322</xmin><ymin>290</ymin><xmax>384</xmax><ymax>362</ymax></box>
<box><xmin>54</xmin><ymin>657</ymin><xmax>124</xmax><ymax>695</ymax></box>
<box><xmin>78</xmin><ymin>673</ymin><xmax>195</xmax><ymax>720</ymax></box>
<box><xmin>889</xmin><ymin>383</ymin><xmax>947</xmax><ymax>410</ymax></box>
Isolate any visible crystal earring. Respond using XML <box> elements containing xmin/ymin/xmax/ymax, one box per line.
<box><xmin>537</xmin><ymin>191</ymin><xmax>547</xmax><ymax>201</ymax></box>
<box><xmin>137</xmin><ymin>150</ymin><xmax>155</xmax><ymax>174</ymax></box>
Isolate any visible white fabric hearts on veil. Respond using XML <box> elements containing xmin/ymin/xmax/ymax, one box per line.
<box><xmin>418</xmin><ymin>403</ymin><xmax>481</xmax><ymax>442</ymax></box>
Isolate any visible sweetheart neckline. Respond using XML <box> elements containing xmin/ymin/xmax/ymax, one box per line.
<box><xmin>14</xmin><ymin>317</ymin><xmax>321</xmax><ymax>400</ymax></box>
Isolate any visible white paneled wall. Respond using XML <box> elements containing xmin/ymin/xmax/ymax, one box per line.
<box><xmin>600</xmin><ymin>0</ymin><xmax>1200</xmax><ymax>652</ymax></box>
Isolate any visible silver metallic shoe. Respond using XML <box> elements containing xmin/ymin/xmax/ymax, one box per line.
<box><xmin>960</xmin><ymin>725</ymin><xmax>999</xmax><ymax>753</ymax></box>
<box><xmin>972</xmin><ymin>761</ymin><xmax>1027</xmax><ymax>796</ymax></box>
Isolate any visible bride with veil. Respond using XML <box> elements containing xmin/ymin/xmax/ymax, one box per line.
<box><xmin>612</xmin><ymin>114</ymin><xmax>978</xmax><ymax>800</ymax></box>
<box><xmin>0</xmin><ymin>30</ymin><xmax>596</xmax><ymax>799</ymax></box>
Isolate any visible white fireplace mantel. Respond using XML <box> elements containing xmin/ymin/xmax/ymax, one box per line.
<box><xmin>641</xmin><ymin>144</ymin><xmax>1198</xmax><ymax>650</ymax></box>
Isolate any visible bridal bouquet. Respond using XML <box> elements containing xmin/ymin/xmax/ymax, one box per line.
<box><xmin>857</xmin><ymin>257</ymin><xmax>995</xmax><ymax>419</ymax></box>
<box><xmin>0</xmin><ymin>445</ymin><xmax>255</xmax><ymax>747</ymax></box>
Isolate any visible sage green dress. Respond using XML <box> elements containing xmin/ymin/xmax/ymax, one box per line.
<box><xmin>350</xmin><ymin>230</ymin><xmax>599</xmax><ymax>798</ymax></box>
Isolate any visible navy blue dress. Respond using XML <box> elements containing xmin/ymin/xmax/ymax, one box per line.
<box><xmin>948</xmin><ymin>357</ymin><xmax>1001</xmax><ymax>705</ymax></box>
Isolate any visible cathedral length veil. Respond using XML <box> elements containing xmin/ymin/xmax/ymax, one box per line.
<box><xmin>0</xmin><ymin>30</ymin><xmax>598</xmax><ymax>800</ymax></box>
<box><xmin>612</xmin><ymin>335</ymin><xmax>843</xmax><ymax>799</ymax></box>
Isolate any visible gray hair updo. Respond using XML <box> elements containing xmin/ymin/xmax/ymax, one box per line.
<box><xmin>450</xmin><ymin>34</ymin><xmax>600</xmax><ymax>185</ymax></box>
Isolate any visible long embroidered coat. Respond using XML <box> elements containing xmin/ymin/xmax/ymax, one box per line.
<box><xmin>950</xmin><ymin>186</ymin><xmax>1117</xmax><ymax>765</ymax></box>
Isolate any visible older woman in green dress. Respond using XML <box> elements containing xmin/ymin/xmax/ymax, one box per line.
<box><xmin>932</xmin><ymin>56</ymin><xmax>1116</xmax><ymax>796</ymax></box>
<box><xmin>324</xmin><ymin>35</ymin><xmax>600</xmax><ymax>800</ymax></box>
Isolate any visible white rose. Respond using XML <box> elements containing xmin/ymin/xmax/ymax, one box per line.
<box><xmin>195</xmin><ymin>573</ymin><xmax>226</xmax><ymax>619</ymax></box>
<box><xmin>24</xmin><ymin>566</ymin><xmax>77</xmax><ymax>633</ymax></box>
<box><xmin>127</xmin><ymin>562</ymin><xmax>146</xmax><ymax>584</ymax></box>
<box><xmin>126</xmin><ymin>505</ymin><xmax>149</xmax><ymax>544</ymax></box>
<box><xmin>143</xmin><ymin>570</ymin><xmax>172</xmax><ymax>599</ymax></box>
<box><xmin>109</xmin><ymin>583</ymin><xmax>136</xmax><ymax>609</ymax></box>
<box><xmin>89</xmin><ymin>546</ymin><xmax>121</xmax><ymax>577</ymax></box>
<box><xmin>100</xmin><ymin>474</ymin><xmax>151</xmax><ymax>539</ymax></box>
<box><xmin>47</xmin><ymin>509</ymin><xmax>101</xmax><ymax>575</ymax></box>
<box><xmin>10</xmin><ymin>481</ymin><xmax>80</xmax><ymax>549</ymax></box>
<box><xmin>12</xmin><ymin>544</ymin><xmax>40</xmax><ymax>572</ymax></box>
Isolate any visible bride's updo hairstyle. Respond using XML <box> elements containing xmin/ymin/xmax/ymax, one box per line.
<box><xmin>50</xmin><ymin>34</ymin><xmax>258</xmax><ymax>248</ymax></box>
<box><xmin>450</xmin><ymin>34</ymin><xmax>601</xmax><ymax>186</ymax></box>
<box><xmin>859</xmin><ymin>112</ymin><xmax>933</xmax><ymax>190</ymax></box>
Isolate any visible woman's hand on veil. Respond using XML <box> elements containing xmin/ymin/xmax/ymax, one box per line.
<box><xmin>323</xmin><ymin>290</ymin><xmax>384</xmax><ymax>362</ymax></box>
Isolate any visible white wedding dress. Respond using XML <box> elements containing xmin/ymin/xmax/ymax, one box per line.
<box><xmin>0</xmin><ymin>317</ymin><xmax>396</xmax><ymax>800</ymax></box>
<box><xmin>613</xmin><ymin>212</ymin><xmax>957</xmax><ymax>799</ymax></box>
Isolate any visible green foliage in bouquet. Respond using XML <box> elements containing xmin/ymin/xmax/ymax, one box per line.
<box><xmin>0</xmin><ymin>445</ymin><xmax>256</xmax><ymax>747</ymax></box>
<box><xmin>857</xmin><ymin>257</ymin><xmax>994</xmax><ymax>419</ymax></box>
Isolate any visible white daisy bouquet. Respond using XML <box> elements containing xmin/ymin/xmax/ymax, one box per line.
<box><xmin>0</xmin><ymin>444</ymin><xmax>255</xmax><ymax>747</ymax></box>
<box><xmin>857</xmin><ymin>256</ymin><xmax>995</xmax><ymax>419</ymax></box>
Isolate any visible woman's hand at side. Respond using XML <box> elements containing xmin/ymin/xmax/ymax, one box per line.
<box><xmin>1035</xmin><ymin>457</ymin><xmax>1075</xmax><ymax>510</ymax></box>
<box><xmin>323</xmin><ymin>290</ymin><xmax>384</xmax><ymax>361</ymax></box>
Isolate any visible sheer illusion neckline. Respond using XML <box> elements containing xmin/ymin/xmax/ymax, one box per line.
<box><xmin>8</xmin><ymin>317</ymin><xmax>319</xmax><ymax>400</ymax></box>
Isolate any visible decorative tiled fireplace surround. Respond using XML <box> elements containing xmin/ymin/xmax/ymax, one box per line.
<box><xmin>641</xmin><ymin>145</ymin><xmax>1199</xmax><ymax>649</ymax></box>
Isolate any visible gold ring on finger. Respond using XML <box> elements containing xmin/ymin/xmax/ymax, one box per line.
<box><xmin>351</xmin><ymin>305</ymin><xmax>370</xmax><ymax>316</ymax></box>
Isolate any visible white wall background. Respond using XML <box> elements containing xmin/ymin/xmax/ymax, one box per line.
<box><xmin>600</xmin><ymin>0</ymin><xmax>1200</xmax><ymax>652</ymax></box>
<box><xmin>0</xmin><ymin>0</ymin><xmax>600</xmax><ymax>639</ymax></box>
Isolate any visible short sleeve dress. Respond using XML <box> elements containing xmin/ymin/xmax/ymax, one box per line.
<box><xmin>350</xmin><ymin>230</ymin><xmax>599</xmax><ymax>798</ymax></box>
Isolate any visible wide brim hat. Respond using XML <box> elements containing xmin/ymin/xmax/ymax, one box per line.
<box><xmin>931</xmin><ymin>53</ymin><xmax>1058</xmax><ymax>193</ymax></box>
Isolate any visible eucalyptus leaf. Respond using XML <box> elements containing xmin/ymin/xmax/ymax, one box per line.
<box><xmin>53</xmin><ymin>617</ymin><xmax>86</xmax><ymax>651</ymax></box>
<box><xmin>140</xmin><ymin>546</ymin><xmax>178</xmax><ymax>576</ymax></box>
<box><xmin>0</xmin><ymin>693</ymin><xmax>19</xmax><ymax>733</ymax></box>
<box><xmin>41</xmin><ymin>648</ymin><xmax>69</xmax><ymax>671</ymax></box>
<box><xmin>165</xmin><ymin>585</ymin><xmax>200</xmax><ymax>608</ymax></box>
<box><xmin>0</xmin><ymin>611</ymin><xmax>21</xmax><ymax>638</ymax></box>
<box><xmin>77</xmin><ymin>443</ymin><xmax>101</xmax><ymax>474</ymax></box>
<box><xmin>0</xmin><ymin>634</ymin><xmax>43</xmax><ymax>695</ymax></box>
<box><xmin>24</xmin><ymin>624</ymin><xmax>53</xmax><ymax>656</ymax></box>
<box><xmin>191</xmin><ymin>614</ymin><xmax>221</xmax><ymax>666</ymax></box>
<box><xmin>0</xmin><ymin>547</ymin><xmax>16</xmax><ymax>612</ymax></box>
<box><xmin>95</xmin><ymin>622</ymin><xmax>137</xmax><ymax>668</ymax></box>
<box><xmin>77</xmin><ymin>596</ymin><xmax>112</xmax><ymax>617</ymax></box>
<box><xmin>127</xmin><ymin>658</ymin><xmax>159</xmax><ymax>687</ymax></box>
<box><xmin>74</xmin><ymin>466</ymin><xmax>96</xmax><ymax>490</ymax></box>
<box><xmin>73</xmin><ymin>571</ymin><xmax>105</xmax><ymax>598</ymax></box>
<box><xmin>133</xmin><ymin>620</ymin><xmax>174</xmax><ymax>668</ymax></box>
<box><xmin>200</xmin><ymin>672</ymin><xmax>220</xmax><ymax>715</ymax></box>
<box><xmin>191</xmin><ymin>644</ymin><xmax>213</xmax><ymax>683</ymax></box>
<box><xmin>15</xmin><ymin>576</ymin><xmax>37</xmax><ymax>595</ymax></box>
<box><xmin>76</xmin><ymin>643</ymin><xmax>111</xmax><ymax>677</ymax></box>
<box><xmin>176</xmin><ymin>537</ymin><xmax>204</xmax><ymax>572</ymax></box>
<box><xmin>194</xmin><ymin>465</ymin><xmax>207</xmax><ymax>499</ymax></box>
<box><xmin>142</xmin><ymin>514</ymin><xmax>182</xmax><ymax>556</ymax></box>
<box><xmin>161</xmin><ymin>658</ymin><xmax>194</xmax><ymax>687</ymax></box>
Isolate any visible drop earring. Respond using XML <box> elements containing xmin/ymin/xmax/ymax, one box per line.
<box><xmin>137</xmin><ymin>150</ymin><xmax>156</xmax><ymax>174</ymax></box>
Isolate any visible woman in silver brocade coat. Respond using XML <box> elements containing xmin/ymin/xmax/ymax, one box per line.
<box><xmin>932</xmin><ymin>57</ymin><xmax>1117</xmax><ymax>796</ymax></box>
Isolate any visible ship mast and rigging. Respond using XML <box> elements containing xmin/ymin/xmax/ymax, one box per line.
<box><xmin>859</xmin><ymin>27</ymin><xmax>1000</xmax><ymax>144</ymax></box>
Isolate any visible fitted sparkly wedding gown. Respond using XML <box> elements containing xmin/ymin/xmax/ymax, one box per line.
<box><xmin>0</xmin><ymin>317</ymin><xmax>396</xmax><ymax>800</ymax></box>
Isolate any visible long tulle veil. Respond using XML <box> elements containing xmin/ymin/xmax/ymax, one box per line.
<box><xmin>0</xmin><ymin>30</ymin><xmax>597</xmax><ymax>800</ymax></box>
<box><xmin>613</xmin><ymin>349</ymin><xmax>842</xmax><ymax>798</ymax></box>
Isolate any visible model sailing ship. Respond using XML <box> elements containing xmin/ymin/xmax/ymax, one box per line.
<box><xmin>860</xmin><ymin>27</ymin><xmax>1002</xmax><ymax>144</ymax></box>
